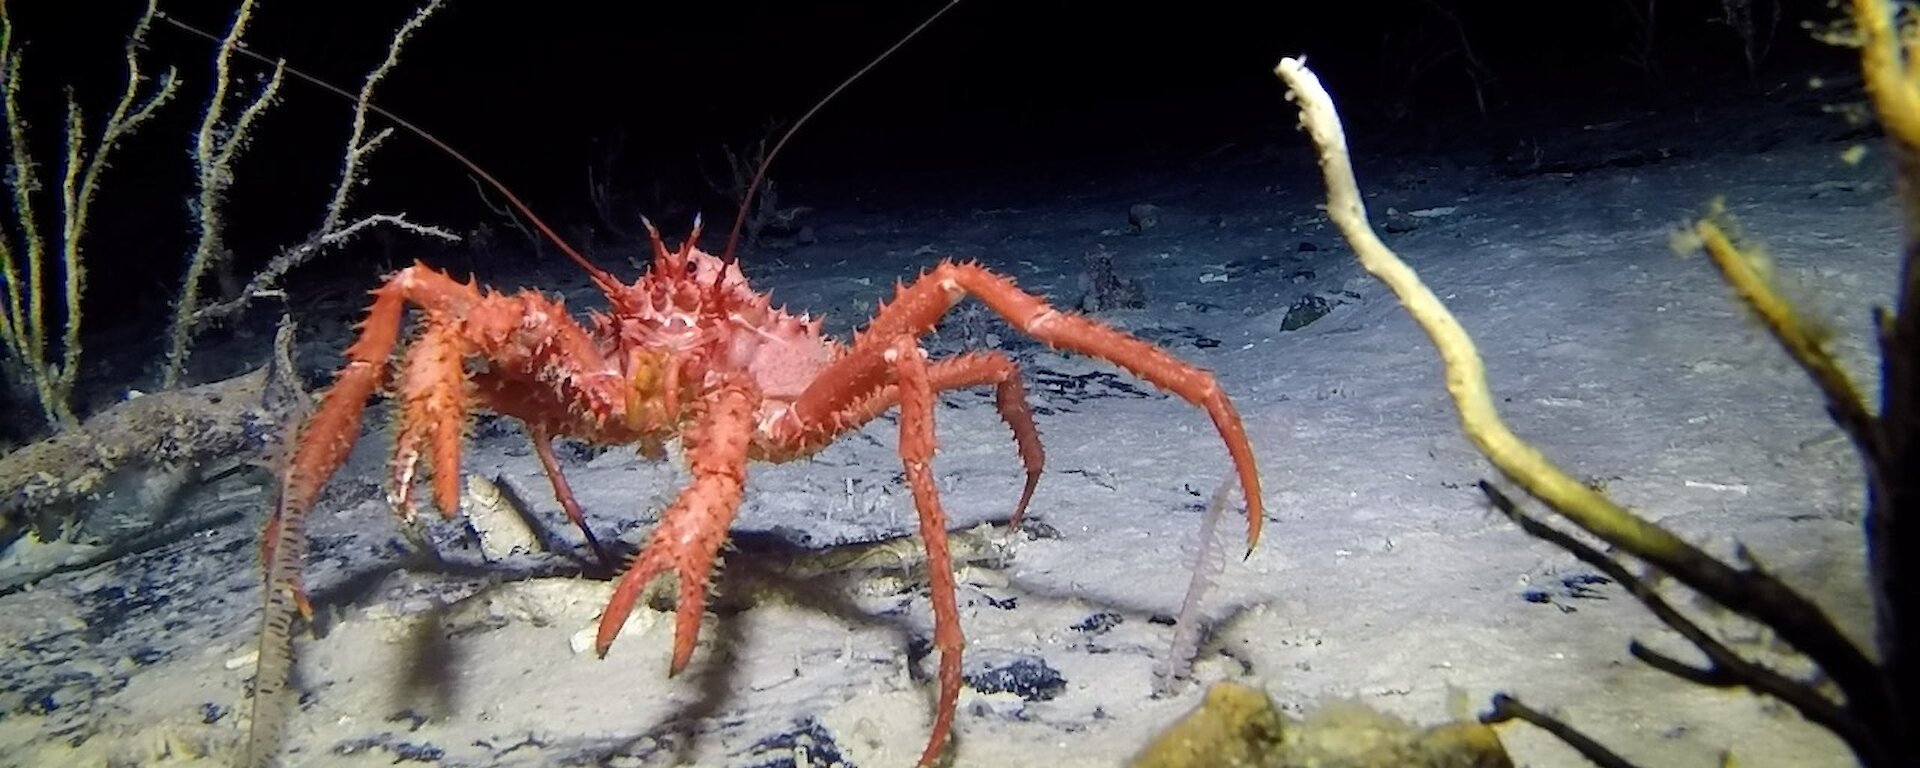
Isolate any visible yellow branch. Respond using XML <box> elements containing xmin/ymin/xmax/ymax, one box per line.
<box><xmin>1273</xmin><ymin>57</ymin><xmax>1691</xmax><ymax>563</ymax></box>
<box><xmin>1853</xmin><ymin>0</ymin><xmax>1920</xmax><ymax>150</ymax></box>
<box><xmin>1693</xmin><ymin>213</ymin><xmax>1877</xmax><ymax>451</ymax></box>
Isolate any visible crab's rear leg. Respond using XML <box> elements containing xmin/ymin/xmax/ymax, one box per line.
<box><xmin>389</xmin><ymin>319</ymin><xmax>472</xmax><ymax>524</ymax></box>
<box><xmin>760</xmin><ymin>345</ymin><xmax>1030</xmax><ymax>767</ymax></box>
<box><xmin>526</xmin><ymin>424</ymin><xmax>615</xmax><ymax>568</ymax></box>
<box><xmin>796</xmin><ymin>261</ymin><xmax>1265</xmax><ymax>547</ymax></box>
<box><xmin>771</xmin><ymin>351</ymin><xmax>1046</xmax><ymax>523</ymax></box>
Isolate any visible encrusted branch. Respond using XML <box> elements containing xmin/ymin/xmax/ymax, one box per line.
<box><xmin>191</xmin><ymin>214</ymin><xmax>455</xmax><ymax>328</ymax></box>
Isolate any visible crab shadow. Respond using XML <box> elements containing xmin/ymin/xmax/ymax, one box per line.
<box><xmin>300</xmin><ymin>513</ymin><xmax>1234</xmax><ymax>765</ymax></box>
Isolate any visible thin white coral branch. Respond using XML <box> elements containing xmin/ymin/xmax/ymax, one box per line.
<box><xmin>166</xmin><ymin>0</ymin><xmax>282</xmax><ymax>387</ymax></box>
<box><xmin>164</xmin><ymin>0</ymin><xmax>449</xmax><ymax>385</ymax></box>
<box><xmin>191</xmin><ymin>214</ymin><xmax>457</xmax><ymax>327</ymax></box>
<box><xmin>317</xmin><ymin>0</ymin><xmax>445</xmax><ymax>234</ymax></box>
<box><xmin>1154</xmin><ymin>477</ymin><xmax>1238</xmax><ymax>696</ymax></box>
<box><xmin>60</xmin><ymin>0</ymin><xmax>178</xmax><ymax>404</ymax></box>
<box><xmin>0</xmin><ymin>0</ymin><xmax>177</xmax><ymax>428</ymax></box>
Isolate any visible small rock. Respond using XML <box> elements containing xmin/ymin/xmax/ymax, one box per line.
<box><xmin>1128</xmin><ymin>203</ymin><xmax>1162</xmax><ymax>232</ymax></box>
<box><xmin>1071</xmin><ymin>611</ymin><xmax>1123</xmax><ymax>634</ymax></box>
<box><xmin>462</xmin><ymin>475</ymin><xmax>539</xmax><ymax>562</ymax></box>
<box><xmin>1281</xmin><ymin>295</ymin><xmax>1333</xmax><ymax>331</ymax></box>
<box><xmin>1075</xmin><ymin>251</ymin><xmax>1147</xmax><ymax>312</ymax></box>
<box><xmin>964</xmin><ymin>655</ymin><xmax>1066</xmax><ymax>702</ymax></box>
<box><xmin>1380</xmin><ymin>207</ymin><xmax>1421</xmax><ymax>233</ymax></box>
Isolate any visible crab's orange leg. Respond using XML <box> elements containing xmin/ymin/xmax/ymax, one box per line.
<box><xmin>770</xmin><ymin>351</ymin><xmax>1045</xmax><ymax>523</ymax></box>
<box><xmin>595</xmin><ymin>380</ymin><xmax>755</xmax><ymax>672</ymax></box>
<box><xmin>269</xmin><ymin>265</ymin><xmax>634</xmax><ymax>610</ymax></box>
<box><xmin>786</xmin><ymin>260</ymin><xmax>1265</xmax><ymax>546</ymax></box>
<box><xmin>526</xmin><ymin>424</ymin><xmax>615</xmax><ymax>568</ymax></box>
<box><xmin>884</xmin><ymin>336</ymin><xmax>967</xmax><ymax>768</ymax></box>
<box><xmin>757</xmin><ymin>345</ymin><xmax>1043</xmax><ymax>766</ymax></box>
<box><xmin>389</xmin><ymin>319</ymin><xmax>471</xmax><ymax>522</ymax></box>
<box><xmin>264</xmin><ymin>269</ymin><xmax>469</xmax><ymax>610</ymax></box>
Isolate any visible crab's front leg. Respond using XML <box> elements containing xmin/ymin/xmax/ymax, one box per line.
<box><xmin>267</xmin><ymin>265</ymin><xmax>482</xmax><ymax>612</ymax></box>
<box><xmin>594</xmin><ymin>380</ymin><xmax>755</xmax><ymax>672</ymax></box>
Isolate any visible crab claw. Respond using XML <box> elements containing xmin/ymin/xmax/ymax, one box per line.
<box><xmin>594</xmin><ymin>384</ymin><xmax>753</xmax><ymax>672</ymax></box>
<box><xmin>389</xmin><ymin>321</ymin><xmax>471</xmax><ymax>521</ymax></box>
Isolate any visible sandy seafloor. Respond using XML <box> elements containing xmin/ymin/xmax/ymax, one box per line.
<box><xmin>0</xmin><ymin>71</ymin><xmax>1890</xmax><ymax>768</ymax></box>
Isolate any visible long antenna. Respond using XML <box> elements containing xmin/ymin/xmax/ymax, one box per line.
<box><xmin>160</xmin><ymin>2</ymin><xmax>963</xmax><ymax>275</ymax></box>
<box><xmin>156</xmin><ymin>10</ymin><xmax>626</xmax><ymax>295</ymax></box>
<box><xmin>720</xmin><ymin>0</ymin><xmax>963</xmax><ymax>262</ymax></box>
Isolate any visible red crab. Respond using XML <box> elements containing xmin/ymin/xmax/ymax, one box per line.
<box><xmin>267</xmin><ymin>213</ymin><xmax>1265</xmax><ymax>763</ymax></box>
